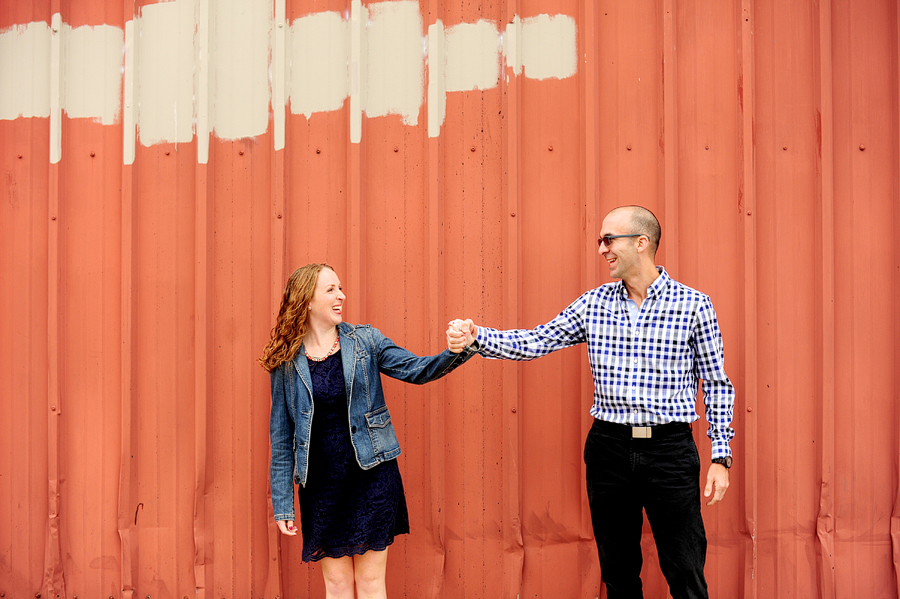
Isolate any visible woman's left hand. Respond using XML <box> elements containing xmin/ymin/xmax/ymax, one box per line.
<box><xmin>276</xmin><ymin>519</ymin><xmax>298</xmax><ymax>536</ymax></box>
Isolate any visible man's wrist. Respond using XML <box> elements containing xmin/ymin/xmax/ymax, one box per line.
<box><xmin>711</xmin><ymin>456</ymin><xmax>733</xmax><ymax>469</ymax></box>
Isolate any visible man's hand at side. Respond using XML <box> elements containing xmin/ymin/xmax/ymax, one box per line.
<box><xmin>704</xmin><ymin>463</ymin><xmax>729</xmax><ymax>506</ymax></box>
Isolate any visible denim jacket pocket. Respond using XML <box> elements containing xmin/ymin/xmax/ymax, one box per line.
<box><xmin>364</xmin><ymin>405</ymin><xmax>401</xmax><ymax>461</ymax></box>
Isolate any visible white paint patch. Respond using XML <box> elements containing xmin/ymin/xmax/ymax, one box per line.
<box><xmin>349</xmin><ymin>0</ymin><xmax>366</xmax><ymax>144</ymax></box>
<box><xmin>289</xmin><ymin>12</ymin><xmax>349</xmax><ymax>119</ymax></box>
<box><xmin>445</xmin><ymin>20</ymin><xmax>499</xmax><ymax>92</ymax></box>
<box><xmin>2</xmin><ymin>4</ymin><xmax>579</xmax><ymax>157</ymax></box>
<box><xmin>0</xmin><ymin>22</ymin><xmax>51</xmax><ymax>120</ymax></box>
<box><xmin>123</xmin><ymin>20</ymin><xmax>134</xmax><ymax>164</ymax></box>
<box><xmin>50</xmin><ymin>14</ymin><xmax>62</xmax><ymax>164</ymax></box>
<box><xmin>208</xmin><ymin>0</ymin><xmax>271</xmax><ymax>139</ymax></box>
<box><xmin>197</xmin><ymin>0</ymin><xmax>210</xmax><ymax>163</ymax></box>
<box><xmin>135</xmin><ymin>0</ymin><xmax>196</xmax><ymax>146</ymax></box>
<box><xmin>502</xmin><ymin>16</ymin><xmax>521</xmax><ymax>76</ymax></box>
<box><xmin>517</xmin><ymin>14</ymin><xmax>577</xmax><ymax>81</ymax></box>
<box><xmin>273</xmin><ymin>0</ymin><xmax>286</xmax><ymax>150</ymax></box>
<box><xmin>61</xmin><ymin>23</ymin><xmax>122</xmax><ymax>124</ymax></box>
<box><xmin>364</xmin><ymin>1</ymin><xmax>423</xmax><ymax>126</ymax></box>
<box><xmin>426</xmin><ymin>20</ymin><xmax>444</xmax><ymax>139</ymax></box>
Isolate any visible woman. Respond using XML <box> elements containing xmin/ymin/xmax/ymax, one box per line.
<box><xmin>259</xmin><ymin>263</ymin><xmax>476</xmax><ymax>599</ymax></box>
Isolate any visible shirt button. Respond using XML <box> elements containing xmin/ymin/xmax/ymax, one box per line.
<box><xmin>633</xmin><ymin>358</ymin><xmax>638</xmax><ymax>363</ymax></box>
<box><xmin>633</xmin><ymin>409</ymin><xmax>638</xmax><ymax>414</ymax></box>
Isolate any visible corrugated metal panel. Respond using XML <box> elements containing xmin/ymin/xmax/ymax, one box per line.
<box><xmin>2</xmin><ymin>0</ymin><xmax>899</xmax><ymax>598</ymax></box>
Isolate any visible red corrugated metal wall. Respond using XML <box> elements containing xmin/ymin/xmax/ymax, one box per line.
<box><xmin>2</xmin><ymin>0</ymin><xmax>899</xmax><ymax>598</ymax></box>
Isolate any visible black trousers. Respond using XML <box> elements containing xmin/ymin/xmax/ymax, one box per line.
<box><xmin>584</xmin><ymin>419</ymin><xmax>709</xmax><ymax>599</ymax></box>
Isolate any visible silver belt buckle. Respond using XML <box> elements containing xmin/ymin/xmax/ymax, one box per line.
<box><xmin>632</xmin><ymin>426</ymin><xmax>652</xmax><ymax>439</ymax></box>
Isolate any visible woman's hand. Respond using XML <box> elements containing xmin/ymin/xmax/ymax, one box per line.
<box><xmin>276</xmin><ymin>520</ymin><xmax>298</xmax><ymax>536</ymax></box>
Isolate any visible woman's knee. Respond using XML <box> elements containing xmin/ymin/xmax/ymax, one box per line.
<box><xmin>354</xmin><ymin>550</ymin><xmax>388</xmax><ymax>598</ymax></box>
<box><xmin>321</xmin><ymin>557</ymin><xmax>355</xmax><ymax>597</ymax></box>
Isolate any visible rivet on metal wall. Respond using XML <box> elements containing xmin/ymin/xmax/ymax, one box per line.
<box><xmin>316</xmin><ymin>149</ymin><xmax>321</xmax><ymax>154</ymax></box>
<box><xmin>747</xmin><ymin>407</ymin><xmax>753</xmax><ymax>412</ymax></box>
<box><xmin>90</xmin><ymin>152</ymin><xmax>95</xmax><ymax>157</ymax></box>
<box><xmin>859</xmin><ymin>144</ymin><xmax>865</xmax><ymax>151</ymax></box>
<box><xmin>705</xmin><ymin>145</ymin><xmax>709</xmax><ymax>150</ymax></box>
<box><xmin>51</xmin><ymin>216</ymin><xmax>57</xmax><ymax>221</ymax></box>
<box><xmin>747</xmin><ymin>211</ymin><xmax>752</xmax><ymax>216</ymax></box>
<box><xmin>510</xmin><ymin>212</ymin><xmax>516</xmax><ymax>217</ymax></box>
<box><xmin>239</xmin><ymin>150</ymin><xmax>244</xmax><ymax>155</ymax></box>
<box><xmin>511</xmin><ymin>407</ymin><xmax>517</xmax><ymax>413</ymax></box>
<box><xmin>51</xmin><ymin>406</ymin><xmax>56</xmax><ymax>411</ymax></box>
<box><xmin>470</xmin><ymin>147</ymin><xmax>476</xmax><ymax>152</ymax></box>
<box><xmin>783</xmin><ymin>146</ymin><xmax>787</xmax><ymax>150</ymax></box>
<box><xmin>277</xmin><ymin>214</ymin><xmax>282</xmax><ymax>219</ymax></box>
<box><xmin>548</xmin><ymin>146</ymin><xmax>553</xmax><ymax>151</ymax></box>
<box><xmin>393</xmin><ymin>147</ymin><xmax>399</xmax><ymax>153</ymax></box>
<box><xmin>165</xmin><ymin>151</ymin><xmax>170</xmax><ymax>156</ymax></box>
<box><xmin>18</xmin><ymin>154</ymin><xmax>22</xmax><ymax>159</ymax></box>
<box><xmin>626</xmin><ymin>145</ymin><xmax>632</xmax><ymax>151</ymax></box>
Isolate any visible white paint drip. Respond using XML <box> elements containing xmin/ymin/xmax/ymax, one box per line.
<box><xmin>0</xmin><ymin>22</ymin><xmax>51</xmax><ymax>120</ymax></box>
<box><xmin>289</xmin><ymin>12</ymin><xmax>349</xmax><ymax>119</ymax></box>
<box><xmin>364</xmin><ymin>0</ymin><xmax>423</xmax><ymax>126</ymax></box>
<box><xmin>135</xmin><ymin>0</ymin><xmax>196</xmax><ymax>146</ymax></box>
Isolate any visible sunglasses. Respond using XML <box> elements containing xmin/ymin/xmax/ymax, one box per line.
<box><xmin>598</xmin><ymin>234</ymin><xmax>642</xmax><ymax>248</ymax></box>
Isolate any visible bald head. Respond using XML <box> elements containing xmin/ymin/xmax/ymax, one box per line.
<box><xmin>610</xmin><ymin>206</ymin><xmax>661</xmax><ymax>256</ymax></box>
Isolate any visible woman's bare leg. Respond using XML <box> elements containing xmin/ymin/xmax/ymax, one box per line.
<box><xmin>353</xmin><ymin>548</ymin><xmax>389</xmax><ymax>599</ymax></box>
<box><xmin>321</xmin><ymin>556</ymin><xmax>355</xmax><ymax>599</ymax></box>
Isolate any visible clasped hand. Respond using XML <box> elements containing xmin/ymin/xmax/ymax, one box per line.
<box><xmin>446</xmin><ymin>319</ymin><xmax>477</xmax><ymax>353</ymax></box>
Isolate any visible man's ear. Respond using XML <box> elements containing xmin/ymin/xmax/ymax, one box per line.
<box><xmin>634</xmin><ymin>234</ymin><xmax>650</xmax><ymax>254</ymax></box>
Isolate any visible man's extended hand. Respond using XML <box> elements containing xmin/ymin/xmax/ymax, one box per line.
<box><xmin>704</xmin><ymin>463</ymin><xmax>729</xmax><ymax>506</ymax></box>
<box><xmin>447</xmin><ymin>319</ymin><xmax>477</xmax><ymax>353</ymax></box>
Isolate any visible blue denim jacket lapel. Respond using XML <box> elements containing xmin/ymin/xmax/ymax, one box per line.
<box><xmin>338</xmin><ymin>322</ymin><xmax>356</xmax><ymax>394</ymax></box>
<box><xmin>292</xmin><ymin>343</ymin><xmax>312</xmax><ymax>394</ymax></box>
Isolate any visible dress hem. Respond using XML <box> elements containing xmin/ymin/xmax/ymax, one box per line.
<box><xmin>303</xmin><ymin>531</ymin><xmax>408</xmax><ymax>563</ymax></box>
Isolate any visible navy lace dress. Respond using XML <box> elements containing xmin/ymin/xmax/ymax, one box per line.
<box><xmin>297</xmin><ymin>349</ymin><xmax>410</xmax><ymax>562</ymax></box>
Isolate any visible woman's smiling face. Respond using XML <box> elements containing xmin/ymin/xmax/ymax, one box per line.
<box><xmin>307</xmin><ymin>268</ymin><xmax>345</xmax><ymax>328</ymax></box>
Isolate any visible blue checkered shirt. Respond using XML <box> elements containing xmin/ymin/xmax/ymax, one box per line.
<box><xmin>477</xmin><ymin>267</ymin><xmax>735</xmax><ymax>458</ymax></box>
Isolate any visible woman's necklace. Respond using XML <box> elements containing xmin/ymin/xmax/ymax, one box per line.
<box><xmin>305</xmin><ymin>334</ymin><xmax>340</xmax><ymax>362</ymax></box>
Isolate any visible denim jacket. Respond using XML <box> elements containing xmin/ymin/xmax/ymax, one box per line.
<box><xmin>269</xmin><ymin>322</ymin><xmax>478</xmax><ymax>521</ymax></box>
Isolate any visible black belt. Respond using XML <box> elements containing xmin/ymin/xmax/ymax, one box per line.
<box><xmin>592</xmin><ymin>419</ymin><xmax>691</xmax><ymax>440</ymax></box>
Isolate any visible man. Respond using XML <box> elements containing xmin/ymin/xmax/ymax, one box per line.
<box><xmin>447</xmin><ymin>205</ymin><xmax>734</xmax><ymax>599</ymax></box>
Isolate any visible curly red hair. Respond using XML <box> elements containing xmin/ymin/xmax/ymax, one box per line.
<box><xmin>259</xmin><ymin>263</ymin><xmax>334</xmax><ymax>372</ymax></box>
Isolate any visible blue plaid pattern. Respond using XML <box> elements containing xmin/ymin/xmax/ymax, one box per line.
<box><xmin>477</xmin><ymin>267</ymin><xmax>735</xmax><ymax>458</ymax></box>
